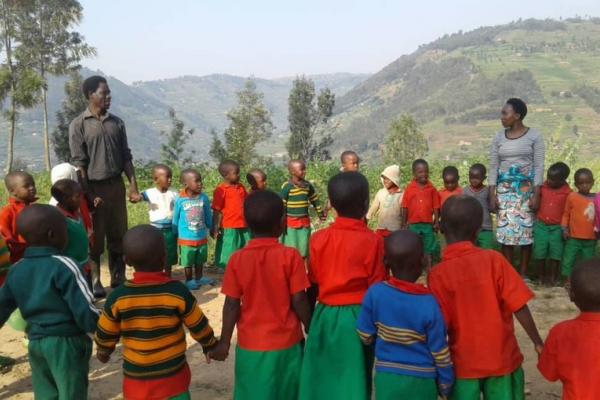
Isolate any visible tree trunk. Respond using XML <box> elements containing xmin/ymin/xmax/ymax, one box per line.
<box><xmin>42</xmin><ymin>84</ymin><xmax>51</xmax><ymax>170</ymax></box>
<box><xmin>6</xmin><ymin>95</ymin><xmax>15</xmax><ymax>172</ymax></box>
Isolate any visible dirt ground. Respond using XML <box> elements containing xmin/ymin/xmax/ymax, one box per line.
<box><xmin>0</xmin><ymin>266</ymin><xmax>574</xmax><ymax>400</ymax></box>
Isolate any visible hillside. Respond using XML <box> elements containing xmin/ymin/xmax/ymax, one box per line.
<box><xmin>332</xmin><ymin>18</ymin><xmax>600</xmax><ymax>162</ymax></box>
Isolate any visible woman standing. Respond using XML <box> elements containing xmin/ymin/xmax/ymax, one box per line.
<box><xmin>489</xmin><ymin>98</ymin><xmax>545</xmax><ymax>277</ymax></box>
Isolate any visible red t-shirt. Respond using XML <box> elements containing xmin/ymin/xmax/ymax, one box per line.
<box><xmin>428</xmin><ymin>241</ymin><xmax>533</xmax><ymax>378</ymax></box>
<box><xmin>538</xmin><ymin>312</ymin><xmax>600</xmax><ymax>400</ymax></box>
<box><xmin>0</xmin><ymin>198</ymin><xmax>28</xmax><ymax>263</ymax></box>
<box><xmin>538</xmin><ymin>182</ymin><xmax>571</xmax><ymax>225</ymax></box>
<box><xmin>308</xmin><ymin>217</ymin><xmax>387</xmax><ymax>306</ymax></box>
<box><xmin>439</xmin><ymin>187</ymin><xmax>463</xmax><ymax>207</ymax></box>
<box><xmin>401</xmin><ymin>180</ymin><xmax>441</xmax><ymax>224</ymax></box>
<box><xmin>212</xmin><ymin>182</ymin><xmax>247</xmax><ymax>229</ymax></box>
<box><xmin>221</xmin><ymin>238</ymin><xmax>310</xmax><ymax>351</ymax></box>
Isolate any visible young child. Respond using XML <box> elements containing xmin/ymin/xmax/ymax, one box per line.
<box><xmin>533</xmin><ymin>162</ymin><xmax>571</xmax><ymax>286</ymax></box>
<box><xmin>340</xmin><ymin>150</ymin><xmax>360</xmax><ymax>172</ymax></box>
<box><xmin>0</xmin><ymin>204</ymin><xmax>99</xmax><ymax>399</ymax></box>
<box><xmin>561</xmin><ymin>168</ymin><xmax>596</xmax><ymax>280</ymax></box>
<box><xmin>246</xmin><ymin>168</ymin><xmax>267</xmax><ymax>192</ymax></box>
<box><xmin>366</xmin><ymin>165</ymin><xmax>403</xmax><ymax>238</ymax></box>
<box><xmin>299</xmin><ymin>172</ymin><xmax>387</xmax><ymax>400</ymax></box>
<box><xmin>463</xmin><ymin>163</ymin><xmax>494</xmax><ymax>250</ymax></box>
<box><xmin>95</xmin><ymin>225</ymin><xmax>218</xmax><ymax>400</ymax></box>
<box><xmin>173</xmin><ymin>169</ymin><xmax>213</xmax><ymax>290</ymax></box>
<box><xmin>0</xmin><ymin>171</ymin><xmax>38</xmax><ymax>263</ymax></box>
<box><xmin>141</xmin><ymin>164</ymin><xmax>178</xmax><ymax>276</ymax></box>
<box><xmin>428</xmin><ymin>195</ymin><xmax>543</xmax><ymax>399</ymax></box>
<box><xmin>356</xmin><ymin>230</ymin><xmax>454</xmax><ymax>399</ymax></box>
<box><xmin>280</xmin><ymin>159</ymin><xmax>326</xmax><ymax>259</ymax></box>
<box><xmin>401</xmin><ymin>159</ymin><xmax>441</xmax><ymax>267</ymax></box>
<box><xmin>538</xmin><ymin>258</ymin><xmax>600</xmax><ymax>399</ymax></box>
<box><xmin>209</xmin><ymin>190</ymin><xmax>312</xmax><ymax>399</ymax></box>
<box><xmin>212</xmin><ymin>160</ymin><xmax>250</xmax><ymax>269</ymax></box>
<box><xmin>438</xmin><ymin>166</ymin><xmax>463</xmax><ymax>206</ymax></box>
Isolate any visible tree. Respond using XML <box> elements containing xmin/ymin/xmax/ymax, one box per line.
<box><xmin>383</xmin><ymin>114</ymin><xmax>429</xmax><ymax>164</ymax></box>
<box><xmin>51</xmin><ymin>70</ymin><xmax>86</xmax><ymax>162</ymax></box>
<box><xmin>286</xmin><ymin>76</ymin><xmax>335</xmax><ymax>161</ymax></box>
<box><xmin>209</xmin><ymin>79</ymin><xmax>273</xmax><ymax>167</ymax></box>
<box><xmin>160</xmin><ymin>108</ymin><xmax>195</xmax><ymax>167</ymax></box>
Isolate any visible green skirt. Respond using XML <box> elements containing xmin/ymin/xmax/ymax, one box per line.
<box><xmin>450</xmin><ymin>366</ymin><xmax>524</xmax><ymax>400</ymax></box>
<box><xmin>281</xmin><ymin>227</ymin><xmax>311</xmax><ymax>258</ymax></box>
<box><xmin>375</xmin><ymin>372</ymin><xmax>437</xmax><ymax>400</ymax></box>
<box><xmin>299</xmin><ymin>304</ymin><xmax>373</xmax><ymax>400</ymax></box>
<box><xmin>161</xmin><ymin>229</ymin><xmax>178</xmax><ymax>267</ymax></box>
<box><xmin>235</xmin><ymin>343</ymin><xmax>303</xmax><ymax>400</ymax></box>
<box><xmin>215</xmin><ymin>228</ymin><xmax>250</xmax><ymax>269</ymax></box>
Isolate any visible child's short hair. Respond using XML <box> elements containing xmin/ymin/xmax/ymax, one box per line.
<box><xmin>340</xmin><ymin>150</ymin><xmax>359</xmax><ymax>163</ymax></box>
<box><xmin>4</xmin><ymin>171</ymin><xmax>33</xmax><ymax>191</ymax></box>
<box><xmin>328</xmin><ymin>172</ymin><xmax>369</xmax><ymax>219</ymax></box>
<box><xmin>574</xmin><ymin>168</ymin><xmax>593</xmax><ymax>182</ymax></box>
<box><xmin>218</xmin><ymin>160</ymin><xmax>239</xmax><ymax>177</ymax></box>
<box><xmin>571</xmin><ymin>259</ymin><xmax>600</xmax><ymax>311</ymax></box>
<box><xmin>180</xmin><ymin>168</ymin><xmax>201</xmax><ymax>183</ymax></box>
<box><xmin>16</xmin><ymin>204</ymin><xmax>66</xmax><ymax>247</ymax></box>
<box><xmin>547</xmin><ymin>162</ymin><xmax>570</xmax><ymax>181</ymax></box>
<box><xmin>442</xmin><ymin>166</ymin><xmax>459</xmax><ymax>179</ymax></box>
<box><xmin>51</xmin><ymin>179</ymin><xmax>80</xmax><ymax>205</ymax></box>
<box><xmin>441</xmin><ymin>195</ymin><xmax>483</xmax><ymax>240</ymax></box>
<box><xmin>152</xmin><ymin>163</ymin><xmax>173</xmax><ymax>177</ymax></box>
<box><xmin>288</xmin><ymin>159</ymin><xmax>305</xmax><ymax>170</ymax></box>
<box><xmin>123</xmin><ymin>225</ymin><xmax>165</xmax><ymax>271</ymax></box>
<box><xmin>244</xmin><ymin>190</ymin><xmax>283</xmax><ymax>235</ymax></box>
<box><xmin>384</xmin><ymin>230</ymin><xmax>424</xmax><ymax>266</ymax></box>
<box><xmin>412</xmin><ymin>159</ymin><xmax>428</xmax><ymax>172</ymax></box>
<box><xmin>469</xmin><ymin>163</ymin><xmax>487</xmax><ymax>176</ymax></box>
<box><xmin>506</xmin><ymin>98</ymin><xmax>528</xmax><ymax>120</ymax></box>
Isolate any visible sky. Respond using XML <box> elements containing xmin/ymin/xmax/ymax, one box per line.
<box><xmin>79</xmin><ymin>0</ymin><xmax>600</xmax><ymax>84</ymax></box>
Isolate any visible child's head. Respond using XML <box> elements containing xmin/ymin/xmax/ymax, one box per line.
<box><xmin>152</xmin><ymin>164</ymin><xmax>173</xmax><ymax>192</ymax></box>
<box><xmin>441</xmin><ymin>195</ymin><xmax>483</xmax><ymax>244</ymax></box>
<box><xmin>244</xmin><ymin>190</ymin><xmax>284</xmax><ymax>238</ymax></box>
<box><xmin>328</xmin><ymin>172</ymin><xmax>369</xmax><ymax>219</ymax></box>
<box><xmin>218</xmin><ymin>160</ymin><xmax>240</xmax><ymax>184</ymax></box>
<box><xmin>180</xmin><ymin>169</ymin><xmax>202</xmax><ymax>196</ymax></box>
<box><xmin>411</xmin><ymin>159</ymin><xmax>429</xmax><ymax>185</ymax></box>
<box><xmin>51</xmin><ymin>179</ymin><xmax>82</xmax><ymax>214</ymax></box>
<box><xmin>246</xmin><ymin>169</ymin><xmax>267</xmax><ymax>191</ymax></box>
<box><xmin>4</xmin><ymin>171</ymin><xmax>37</xmax><ymax>204</ymax></box>
<box><xmin>50</xmin><ymin>163</ymin><xmax>78</xmax><ymax>184</ymax></box>
<box><xmin>468</xmin><ymin>163</ymin><xmax>487</xmax><ymax>189</ymax></box>
<box><xmin>546</xmin><ymin>162</ymin><xmax>570</xmax><ymax>189</ymax></box>
<box><xmin>288</xmin><ymin>159</ymin><xmax>306</xmax><ymax>180</ymax></box>
<box><xmin>16</xmin><ymin>204</ymin><xmax>67</xmax><ymax>250</ymax></box>
<box><xmin>340</xmin><ymin>151</ymin><xmax>360</xmax><ymax>172</ymax></box>
<box><xmin>123</xmin><ymin>225</ymin><xmax>165</xmax><ymax>272</ymax></box>
<box><xmin>570</xmin><ymin>259</ymin><xmax>600</xmax><ymax>312</ymax></box>
<box><xmin>384</xmin><ymin>230</ymin><xmax>424</xmax><ymax>282</ymax></box>
<box><xmin>442</xmin><ymin>166</ymin><xmax>460</xmax><ymax>191</ymax></box>
<box><xmin>574</xmin><ymin>168</ymin><xmax>594</xmax><ymax>195</ymax></box>
<box><xmin>381</xmin><ymin>165</ymin><xmax>400</xmax><ymax>191</ymax></box>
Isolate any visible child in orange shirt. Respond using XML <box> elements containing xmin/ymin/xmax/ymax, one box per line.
<box><xmin>428</xmin><ymin>195</ymin><xmax>543</xmax><ymax>400</ymax></box>
<box><xmin>246</xmin><ymin>168</ymin><xmax>267</xmax><ymax>192</ymax></box>
<box><xmin>209</xmin><ymin>190</ymin><xmax>312</xmax><ymax>400</ymax></box>
<box><xmin>438</xmin><ymin>166</ymin><xmax>463</xmax><ymax>206</ymax></box>
<box><xmin>538</xmin><ymin>258</ymin><xmax>600</xmax><ymax>400</ymax></box>
<box><xmin>0</xmin><ymin>172</ymin><xmax>38</xmax><ymax>263</ymax></box>
<box><xmin>561</xmin><ymin>168</ymin><xmax>596</xmax><ymax>280</ymax></box>
<box><xmin>298</xmin><ymin>172</ymin><xmax>387</xmax><ymax>400</ymax></box>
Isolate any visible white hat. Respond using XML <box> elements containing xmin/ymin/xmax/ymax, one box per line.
<box><xmin>381</xmin><ymin>165</ymin><xmax>401</xmax><ymax>188</ymax></box>
<box><xmin>51</xmin><ymin>163</ymin><xmax>78</xmax><ymax>184</ymax></box>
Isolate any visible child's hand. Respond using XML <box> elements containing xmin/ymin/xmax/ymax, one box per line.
<box><xmin>562</xmin><ymin>228</ymin><xmax>569</xmax><ymax>240</ymax></box>
<box><xmin>96</xmin><ymin>350</ymin><xmax>110</xmax><ymax>364</ymax></box>
<box><xmin>210</xmin><ymin>229</ymin><xmax>220</xmax><ymax>240</ymax></box>
<box><xmin>93</xmin><ymin>197</ymin><xmax>103</xmax><ymax>208</ymax></box>
<box><xmin>535</xmin><ymin>343</ymin><xmax>544</xmax><ymax>356</ymax></box>
<box><xmin>207</xmin><ymin>341</ymin><xmax>230</xmax><ymax>362</ymax></box>
<box><xmin>433</xmin><ymin>221</ymin><xmax>440</xmax><ymax>233</ymax></box>
<box><xmin>129</xmin><ymin>190</ymin><xmax>142</xmax><ymax>203</ymax></box>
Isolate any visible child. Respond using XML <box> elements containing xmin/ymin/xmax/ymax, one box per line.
<box><xmin>0</xmin><ymin>204</ymin><xmax>99</xmax><ymax>399</ymax></box>
<box><xmin>0</xmin><ymin>171</ymin><xmax>37</xmax><ymax>263</ymax></box>
<box><xmin>533</xmin><ymin>162</ymin><xmax>571</xmax><ymax>286</ymax></box>
<box><xmin>356</xmin><ymin>230</ymin><xmax>454</xmax><ymax>399</ymax></box>
<box><xmin>538</xmin><ymin>258</ymin><xmax>600</xmax><ymax>399</ymax></box>
<box><xmin>438</xmin><ymin>166</ymin><xmax>463</xmax><ymax>206</ymax></box>
<box><xmin>173</xmin><ymin>169</ymin><xmax>213</xmax><ymax>290</ymax></box>
<box><xmin>141</xmin><ymin>164</ymin><xmax>178</xmax><ymax>276</ymax></box>
<box><xmin>401</xmin><ymin>159</ymin><xmax>441</xmax><ymax>267</ymax></box>
<box><xmin>463</xmin><ymin>163</ymin><xmax>495</xmax><ymax>250</ymax></box>
<box><xmin>246</xmin><ymin>168</ymin><xmax>267</xmax><ymax>192</ymax></box>
<box><xmin>212</xmin><ymin>160</ymin><xmax>250</xmax><ymax>269</ymax></box>
<box><xmin>95</xmin><ymin>225</ymin><xmax>217</xmax><ymax>400</ymax></box>
<box><xmin>0</xmin><ymin>235</ymin><xmax>14</xmax><ymax>373</ymax></box>
<box><xmin>299</xmin><ymin>172</ymin><xmax>387</xmax><ymax>400</ymax></box>
<box><xmin>280</xmin><ymin>159</ymin><xmax>326</xmax><ymax>259</ymax></box>
<box><xmin>209</xmin><ymin>190</ymin><xmax>312</xmax><ymax>399</ymax></box>
<box><xmin>366</xmin><ymin>165</ymin><xmax>403</xmax><ymax>238</ymax></box>
<box><xmin>428</xmin><ymin>195</ymin><xmax>544</xmax><ymax>400</ymax></box>
<box><xmin>340</xmin><ymin>150</ymin><xmax>360</xmax><ymax>172</ymax></box>
<box><xmin>561</xmin><ymin>168</ymin><xmax>596</xmax><ymax>280</ymax></box>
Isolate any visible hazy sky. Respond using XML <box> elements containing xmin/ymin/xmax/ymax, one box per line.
<box><xmin>79</xmin><ymin>0</ymin><xmax>600</xmax><ymax>83</ymax></box>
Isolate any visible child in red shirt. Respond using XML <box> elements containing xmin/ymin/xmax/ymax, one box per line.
<box><xmin>0</xmin><ymin>172</ymin><xmax>38</xmax><ymax>263</ymax></box>
<box><xmin>428</xmin><ymin>195</ymin><xmax>543</xmax><ymax>400</ymax></box>
<box><xmin>209</xmin><ymin>190</ymin><xmax>312</xmax><ymax>399</ymax></box>
<box><xmin>211</xmin><ymin>160</ymin><xmax>250</xmax><ymax>269</ymax></box>
<box><xmin>298</xmin><ymin>172</ymin><xmax>387</xmax><ymax>400</ymax></box>
<box><xmin>438</xmin><ymin>166</ymin><xmax>463</xmax><ymax>206</ymax></box>
<box><xmin>538</xmin><ymin>258</ymin><xmax>600</xmax><ymax>400</ymax></box>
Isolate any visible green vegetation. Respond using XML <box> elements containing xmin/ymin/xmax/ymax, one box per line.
<box><xmin>51</xmin><ymin>71</ymin><xmax>86</xmax><ymax>162</ymax></box>
<box><xmin>160</xmin><ymin>108</ymin><xmax>195</xmax><ymax>167</ymax></box>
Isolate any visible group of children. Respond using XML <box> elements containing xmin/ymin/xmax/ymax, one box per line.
<box><xmin>0</xmin><ymin>149</ymin><xmax>598</xmax><ymax>400</ymax></box>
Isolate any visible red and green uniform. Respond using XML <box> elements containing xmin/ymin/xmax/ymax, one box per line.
<box><xmin>402</xmin><ymin>180</ymin><xmax>441</xmax><ymax>256</ymax></box>
<box><xmin>212</xmin><ymin>182</ymin><xmax>249</xmax><ymax>269</ymax></box>
<box><xmin>280</xmin><ymin>180</ymin><xmax>322</xmax><ymax>258</ymax></box>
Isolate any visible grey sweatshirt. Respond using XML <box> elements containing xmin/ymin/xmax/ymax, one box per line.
<box><xmin>488</xmin><ymin>128</ymin><xmax>545</xmax><ymax>186</ymax></box>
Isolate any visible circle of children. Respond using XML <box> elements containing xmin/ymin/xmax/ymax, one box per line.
<box><xmin>0</xmin><ymin>124</ymin><xmax>599</xmax><ymax>400</ymax></box>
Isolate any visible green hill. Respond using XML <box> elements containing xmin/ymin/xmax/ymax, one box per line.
<box><xmin>332</xmin><ymin>18</ymin><xmax>600</xmax><ymax>162</ymax></box>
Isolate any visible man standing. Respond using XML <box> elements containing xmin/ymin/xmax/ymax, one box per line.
<box><xmin>69</xmin><ymin>76</ymin><xmax>141</xmax><ymax>299</ymax></box>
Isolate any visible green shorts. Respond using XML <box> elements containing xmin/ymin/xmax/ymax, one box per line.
<box><xmin>450</xmin><ymin>366</ymin><xmax>524</xmax><ymax>400</ymax></box>
<box><xmin>408</xmin><ymin>223</ymin><xmax>439</xmax><ymax>256</ymax></box>
<box><xmin>281</xmin><ymin>227</ymin><xmax>311</xmax><ymax>258</ymax></box>
<box><xmin>178</xmin><ymin>244</ymin><xmax>208</xmax><ymax>268</ymax></box>
<box><xmin>532</xmin><ymin>222</ymin><xmax>564</xmax><ymax>261</ymax></box>
<box><xmin>375</xmin><ymin>372</ymin><xmax>437</xmax><ymax>400</ymax></box>
<box><xmin>215</xmin><ymin>228</ymin><xmax>250</xmax><ymax>269</ymax></box>
<box><xmin>476</xmin><ymin>230</ymin><xmax>495</xmax><ymax>250</ymax></box>
<box><xmin>161</xmin><ymin>229</ymin><xmax>178</xmax><ymax>267</ymax></box>
<box><xmin>561</xmin><ymin>238</ymin><xmax>597</xmax><ymax>277</ymax></box>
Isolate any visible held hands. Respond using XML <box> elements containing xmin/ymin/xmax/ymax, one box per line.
<box><xmin>528</xmin><ymin>192</ymin><xmax>540</xmax><ymax>212</ymax></box>
<box><xmin>207</xmin><ymin>341</ymin><xmax>230</xmax><ymax>362</ymax></box>
<box><xmin>128</xmin><ymin>189</ymin><xmax>142</xmax><ymax>203</ymax></box>
<box><xmin>93</xmin><ymin>197</ymin><xmax>103</xmax><ymax>208</ymax></box>
<box><xmin>96</xmin><ymin>350</ymin><xmax>111</xmax><ymax>364</ymax></box>
<box><xmin>562</xmin><ymin>228</ymin><xmax>570</xmax><ymax>240</ymax></box>
<box><xmin>210</xmin><ymin>229</ymin><xmax>220</xmax><ymax>240</ymax></box>
<box><xmin>318</xmin><ymin>211</ymin><xmax>327</xmax><ymax>222</ymax></box>
<box><xmin>535</xmin><ymin>343</ymin><xmax>544</xmax><ymax>356</ymax></box>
